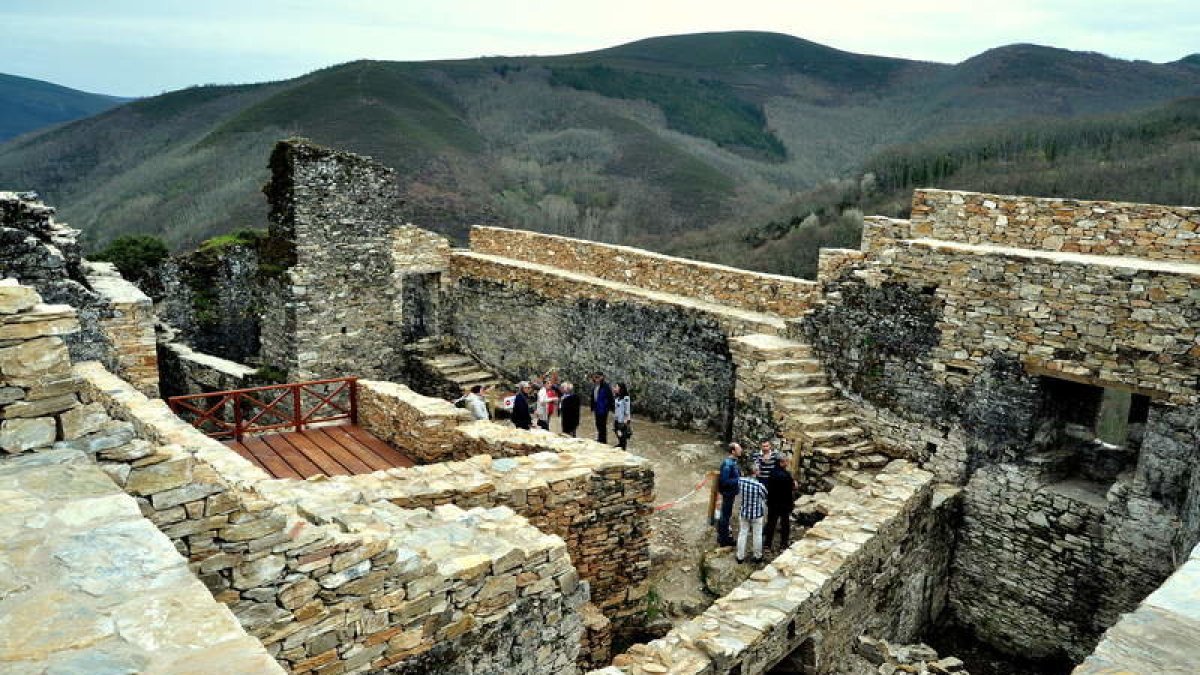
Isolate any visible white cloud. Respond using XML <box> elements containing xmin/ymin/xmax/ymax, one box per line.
<box><xmin>1</xmin><ymin>0</ymin><xmax>1197</xmax><ymax>95</ymax></box>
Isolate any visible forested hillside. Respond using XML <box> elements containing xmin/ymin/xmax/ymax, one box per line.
<box><xmin>0</xmin><ymin>73</ymin><xmax>127</xmax><ymax>142</ymax></box>
<box><xmin>0</xmin><ymin>31</ymin><xmax>1197</xmax><ymax>260</ymax></box>
<box><xmin>668</xmin><ymin>97</ymin><xmax>1200</xmax><ymax>277</ymax></box>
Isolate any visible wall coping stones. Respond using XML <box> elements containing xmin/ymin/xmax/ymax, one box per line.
<box><xmin>470</xmin><ymin>226</ymin><xmax>819</xmax><ymax>317</ymax></box>
<box><xmin>161</xmin><ymin>341</ymin><xmax>258</xmax><ymax>380</ymax></box>
<box><xmin>451</xmin><ymin>250</ymin><xmax>787</xmax><ymax>336</ymax></box>
<box><xmin>0</xmin><ymin>447</ymin><xmax>284</xmax><ymax>673</ymax></box>
<box><xmin>903</xmin><ymin>238</ymin><xmax>1200</xmax><ymax>277</ymax></box>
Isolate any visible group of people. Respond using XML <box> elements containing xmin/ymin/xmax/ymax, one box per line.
<box><xmin>717</xmin><ymin>439</ymin><xmax>798</xmax><ymax>563</ymax></box>
<box><xmin>462</xmin><ymin>371</ymin><xmax>634</xmax><ymax>449</ymax></box>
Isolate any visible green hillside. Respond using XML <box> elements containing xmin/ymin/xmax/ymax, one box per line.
<box><xmin>670</xmin><ymin>97</ymin><xmax>1200</xmax><ymax>278</ymax></box>
<box><xmin>0</xmin><ymin>31</ymin><xmax>1197</xmax><ymax>254</ymax></box>
<box><xmin>0</xmin><ymin>73</ymin><xmax>127</xmax><ymax>142</ymax></box>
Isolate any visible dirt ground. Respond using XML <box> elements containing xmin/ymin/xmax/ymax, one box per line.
<box><xmin>543</xmin><ymin>411</ymin><xmax>727</xmax><ymax>623</ymax></box>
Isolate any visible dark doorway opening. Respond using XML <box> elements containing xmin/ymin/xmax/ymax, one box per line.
<box><xmin>401</xmin><ymin>272</ymin><xmax>440</xmax><ymax>342</ymax></box>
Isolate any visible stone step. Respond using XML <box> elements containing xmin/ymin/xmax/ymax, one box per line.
<box><xmin>774</xmin><ymin>386</ymin><xmax>836</xmax><ymax>402</ymax></box>
<box><xmin>437</xmin><ymin>363</ymin><xmax>484</xmax><ymax>377</ymax></box>
<box><xmin>447</xmin><ymin>370</ymin><xmax>500</xmax><ymax>386</ymax></box>
<box><xmin>776</xmin><ymin>399</ymin><xmax>843</xmax><ymax>416</ymax></box>
<box><xmin>783</xmin><ymin>414</ymin><xmax>854</xmax><ymax>431</ymax></box>
<box><xmin>428</xmin><ymin>355</ymin><xmax>474</xmax><ymax>369</ymax></box>
<box><xmin>847</xmin><ymin>454</ymin><xmax>891</xmax><ymax>470</ymax></box>
<box><xmin>801</xmin><ymin>426</ymin><xmax>866</xmax><ymax>445</ymax></box>
<box><xmin>767</xmin><ymin>372</ymin><xmax>828</xmax><ymax>389</ymax></box>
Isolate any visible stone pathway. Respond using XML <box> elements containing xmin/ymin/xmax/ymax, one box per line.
<box><xmin>0</xmin><ymin>448</ymin><xmax>282</xmax><ymax>674</ymax></box>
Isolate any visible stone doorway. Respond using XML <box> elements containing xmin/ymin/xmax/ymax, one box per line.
<box><xmin>401</xmin><ymin>272</ymin><xmax>439</xmax><ymax>342</ymax></box>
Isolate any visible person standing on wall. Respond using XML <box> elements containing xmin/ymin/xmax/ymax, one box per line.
<box><xmin>736</xmin><ymin>463</ymin><xmax>768</xmax><ymax>564</ymax></box>
<box><xmin>716</xmin><ymin>443</ymin><xmax>743</xmax><ymax>547</ymax></box>
<box><xmin>511</xmin><ymin>381</ymin><xmax>533</xmax><ymax>430</ymax></box>
<box><xmin>613</xmin><ymin>383</ymin><xmax>632</xmax><ymax>449</ymax></box>
<box><xmin>764</xmin><ymin>451</ymin><xmax>798</xmax><ymax>553</ymax></box>
<box><xmin>559</xmin><ymin>382</ymin><xmax>581</xmax><ymax>437</ymax></box>
<box><xmin>591</xmin><ymin>372</ymin><xmax>615</xmax><ymax>443</ymax></box>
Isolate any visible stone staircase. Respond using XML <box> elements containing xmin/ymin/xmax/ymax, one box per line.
<box><xmin>404</xmin><ymin>337</ymin><xmax>505</xmax><ymax>399</ymax></box>
<box><xmin>730</xmin><ymin>333</ymin><xmax>888</xmax><ymax>490</ymax></box>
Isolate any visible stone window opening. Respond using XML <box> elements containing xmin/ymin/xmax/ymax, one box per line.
<box><xmin>768</xmin><ymin>636</ymin><xmax>818</xmax><ymax>674</ymax></box>
<box><xmin>1037</xmin><ymin>376</ymin><xmax>1145</xmax><ymax>484</ymax></box>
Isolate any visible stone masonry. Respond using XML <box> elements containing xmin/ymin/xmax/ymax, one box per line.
<box><xmin>596</xmin><ymin>462</ymin><xmax>955</xmax><ymax>675</ymax></box>
<box><xmin>259</xmin><ymin>139</ymin><xmax>451</xmax><ymax>382</ymax></box>
<box><xmin>805</xmin><ymin>188</ymin><xmax>1200</xmax><ymax>664</ymax></box>
<box><xmin>470</xmin><ymin>226</ymin><xmax>819</xmax><ymax>317</ymax></box>
<box><xmin>0</xmin><ymin>192</ymin><xmax>159</xmax><ymax>396</ymax></box>
<box><xmin>75</xmin><ymin>361</ymin><xmax>590</xmax><ymax>674</ymax></box>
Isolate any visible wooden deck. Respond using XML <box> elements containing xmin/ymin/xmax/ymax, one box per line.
<box><xmin>225</xmin><ymin>424</ymin><xmax>414</xmax><ymax>479</ymax></box>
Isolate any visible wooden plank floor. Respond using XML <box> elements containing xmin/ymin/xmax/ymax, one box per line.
<box><xmin>225</xmin><ymin>424</ymin><xmax>414</xmax><ymax>479</ymax></box>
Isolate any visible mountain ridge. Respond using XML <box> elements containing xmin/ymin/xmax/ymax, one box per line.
<box><xmin>0</xmin><ymin>72</ymin><xmax>129</xmax><ymax>142</ymax></box>
<box><xmin>1</xmin><ymin>31</ymin><xmax>1197</xmax><ymax>255</ymax></box>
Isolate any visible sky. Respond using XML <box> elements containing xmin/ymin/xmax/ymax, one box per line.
<box><xmin>2</xmin><ymin>0</ymin><xmax>1198</xmax><ymax>97</ymax></box>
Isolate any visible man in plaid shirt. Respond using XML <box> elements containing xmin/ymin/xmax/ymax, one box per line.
<box><xmin>737</xmin><ymin>463</ymin><xmax>768</xmax><ymax>563</ymax></box>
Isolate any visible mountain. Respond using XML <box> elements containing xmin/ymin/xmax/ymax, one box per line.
<box><xmin>0</xmin><ymin>73</ymin><xmax>127</xmax><ymax>142</ymax></box>
<box><xmin>0</xmin><ymin>31</ymin><xmax>1197</xmax><ymax>254</ymax></box>
<box><xmin>668</xmin><ymin>96</ymin><xmax>1200</xmax><ymax>278</ymax></box>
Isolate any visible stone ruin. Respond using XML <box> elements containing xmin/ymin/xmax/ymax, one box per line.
<box><xmin>2</xmin><ymin>137</ymin><xmax>1199</xmax><ymax>674</ymax></box>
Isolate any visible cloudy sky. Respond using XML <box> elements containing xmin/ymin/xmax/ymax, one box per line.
<box><xmin>4</xmin><ymin>0</ymin><xmax>1198</xmax><ymax>97</ymax></box>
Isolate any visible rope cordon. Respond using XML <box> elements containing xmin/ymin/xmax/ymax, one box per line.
<box><xmin>652</xmin><ymin>473</ymin><xmax>712</xmax><ymax>511</ymax></box>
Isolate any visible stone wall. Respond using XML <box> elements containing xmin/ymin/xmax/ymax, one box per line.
<box><xmin>596</xmin><ymin>462</ymin><xmax>954</xmax><ymax>675</ymax></box>
<box><xmin>864</xmin><ymin>189</ymin><xmax>1200</xmax><ymax>261</ymax></box>
<box><xmin>157</xmin><ymin>239</ymin><xmax>265</xmax><ymax>363</ymax></box>
<box><xmin>86</xmin><ymin>264</ymin><xmax>160</xmax><ymax>396</ymax></box>
<box><xmin>0</xmin><ymin>447</ymin><xmax>285</xmax><ymax>674</ymax></box>
<box><xmin>0</xmin><ymin>279</ymin><xmax>87</xmax><ymax>454</ymax></box>
<box><xmin>158</xmin><ymin>340</ymin><xmax>258</xmax><ymax>397</ymax></box>
<box><xmin>806</xmin><ymin>188</ymin><xmax>1200</xmax><ymax>664</ymax></box>
<box><xmin>259</xmin><ymin>139</ymin><xmax>450</xmax><ymax>382</ymax></box>
<box><xmin>354</xmin><ymin>378</ymin><xmax>655</xmax><ymax>633</ymax></box>
<box><xmin>1074</xmin><ymin>542</ymin><xmax>1200</xmax><ymax>674</ymax></box>
<box><xmin>447</xmin><ymin>258</ymin><xmax>740</xmax><ymax>431</ymax></box>
<box><xmin>75</xmin><ymin>361</ymin><xmax>587</xmax><ymax>674</ymax></box>
<box><xmin>470</xmin><ymin>226</ymin><xmax>819</xmax><ymax>317</ymax></box>
<box><xmin>0</xmin><ymin>192</ymin><xmax>158</xmax><ymax>395</ymax></box>
<box><xmin>951</xmin><ymin>451</ymin><xmax>1180</xmax><ymax>661</ymax></box>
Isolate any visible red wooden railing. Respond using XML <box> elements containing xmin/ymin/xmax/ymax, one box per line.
<box><xmin>168</xmin><ymin>377</ymin><xmax>358</xmax><ymax>441</ymax></box>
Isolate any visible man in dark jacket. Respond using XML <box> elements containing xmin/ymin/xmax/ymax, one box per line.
<box><xmin>764</xmin><ymin>452</ymin><xmax>798</xmax><ymax>552</ymax></box>
<box><xmin>511</xmin><ymin>381</ymin><xmax>533</xmax><ymax>430</ymax></box>
<box><xmin>559</xmin><ymin>382</ymin><xmax>581</xmax><ymax>437</ymax></box>
<box><xmin>716</xmin><ymin>442</ymin><xmax>743</xmax><ymax>546</ymax></box>
<box><xmin>590</xmin><ymin>372</ymin><xmax>615</xmax><ymax>443</ymax></box>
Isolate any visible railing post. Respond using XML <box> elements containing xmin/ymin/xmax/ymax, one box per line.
<box><xmin>293</xmin><ymin>383</ymin><xmax>303</xmax><ymax>433</ymax></box>
<box><xmin>233</xmin><ymin>393</ymin><xmax>243</xmax><ymax>442</ymax></box>
<box><xmin>349</xmin><ymin>378</ymin><xmax>359</xmax><ymax>425</ymax></box>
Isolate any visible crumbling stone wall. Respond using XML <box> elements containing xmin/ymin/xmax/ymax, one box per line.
<box><xmin>447</xmin><ymin>265</ymin><xmax>738</xmax><ymax>431</ymax></box>
<box><xmin>0</xmin><ymin>192</ymin><xmax>158</xmax><ymax>395</ymax></box>
<box><xmin>598</xmin><ymin>462</ymin><xmax>954</xmax><ymax>675</ymax></box>
<box><xmin>158</xmin><ymin>340</ymin><xmax>258</xmax><ymax>397</ymax></box>
<box><xmin>470</xmin><ymin>225</ymin><xmax>819</xmax><ymax>317</ymax></box>
<box><xmin>355</xmin><ymin>378</ymin><xmax>655</xmax><ymax>635</ymax></box>
<box><xmin>0</xmin><ymin>279</ymin><xmax>88</xmax><ymax>453</ymax></box>
<box><xmin>76</xmin><ymin>362</ymin><xmax>587</xmax><ymax>674</ymax></box>
<box><xmin>865</xmin><ymin>189</ymin><xmax>1200</xmax><ymax>260</ymax></box>
<box><xmin>157</xmin><ymin>238</ymin><xmax>265</xmax><ymax>363</ymax></box>
<box><xmin>806</xmin><ymin>188</ymin><xmax>1200</xmax><ymax>662</ymax></box>
<box><xmin>259</xmin><ymin>139</ymin><xmax>450</xmax><ymax>382</ymax></box>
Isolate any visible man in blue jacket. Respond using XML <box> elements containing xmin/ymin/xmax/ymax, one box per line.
<box><xmin>716</xmin><ymin>442</ymin><xmax>743</xmax><ymax>546</ymax></box>
<box><xmin>590</xmin><ymin>372</ymin><xmax>615</xmax><ymax>443</ymax></box>
<box><xmin>511</xmin><ymin>381</ymin><xmax>533</xmax><ymax>430</ymax></box>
